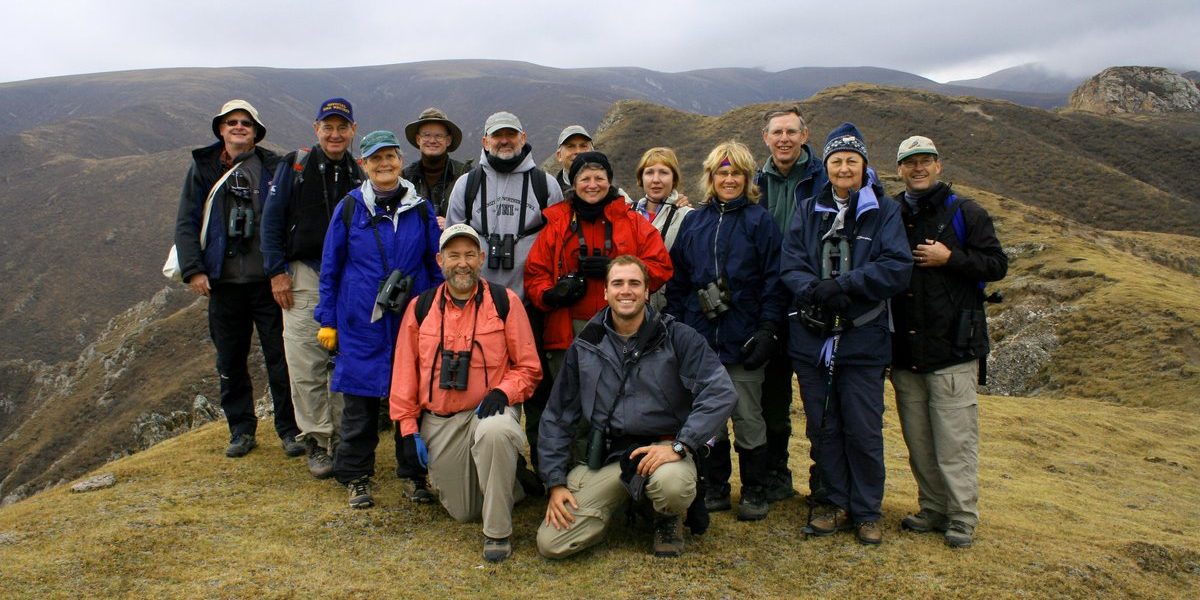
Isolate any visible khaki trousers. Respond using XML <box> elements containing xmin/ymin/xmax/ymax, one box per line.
<box><xmin>537</xmin><ymin>445</ymin><xmax>696</xmax><ymax>559</ymax></box>
<box><xmin>282</xmin><ymin>262</ymin><xmax>342</xmax><ymax>449</ymax></box>
<box><xmin>714</xmin><ymin>364</ymin><xmax>767</xmax><ymax>450</ymax></box>
<box><xmin>421</xmin><ymin>406</ymin><xmax>525</xmax><ymax>539</ymax></box>
<box><xmin>891</xmin><ymin>360</ymin><xmax>980</xmax><ymax>525</ymax></box>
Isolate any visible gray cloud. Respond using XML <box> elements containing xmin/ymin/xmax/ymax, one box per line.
<box><xmin>3</xmin><ymin>0</ymin><xmax>1197</xmax><ymax>83</ymax></box>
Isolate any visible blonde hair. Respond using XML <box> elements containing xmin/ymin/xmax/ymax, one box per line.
<box><xmin>699</xmin><ymin>140</ymin><xmax>760</xmax><ymax>204</ymax></box>
<box><xmin>635</xmin><ymin>147</ymin><xmax>683</xmax><ymax>195</ymax></box>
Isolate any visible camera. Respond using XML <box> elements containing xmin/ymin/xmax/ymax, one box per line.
<box><xmin>696</xmin><ymin>278</ymin><xmax>731</xmax><ymax>320</ymax></box>
<box><xmin>487</xmin><ymin>233</ymin><xmax>515</xmax><ymax>270</ymax></box>
<box><xmin>790</xmin><ymin>301</ymin><xmax>836</xmax><ymax>336</ymax></box>
<box><xmin>552</xmin><ymin>272</ymin><xmax>587</xmax><ymax>306</ymax></box>
<box><xmin>438</xmin><ymin>349</ymin><xmax>471</xmax><ymax>390</ymax></box>
<box><xmin>227</xmin><ymin>204</ymin><xmax>255</xmax><ymax>240</ymax></box>
<box><xmin>375</xmin><ymin>269</ymin><xmax>413</xmax><ymax>314</ymax></box>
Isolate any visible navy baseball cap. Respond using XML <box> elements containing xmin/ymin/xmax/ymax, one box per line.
<box><xmin>316</xmin><ymin>98</ymin><xmax>354</xmax><ymax>122</ymax></box>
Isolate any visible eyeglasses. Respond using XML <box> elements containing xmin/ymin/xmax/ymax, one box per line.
<box><xmin>419</xmin><ymin>133</ymin><xmax>449</xmax><ymax>142</ymax></box>
<box><xmin>900</xmin><ymin>156</ymin><xmax>938</xmax><ymax>168</ymax></box>
<box><xmin>224</xmin><ymin>119</ymin><xmax>255</xmax><ymax>128</ymax></box>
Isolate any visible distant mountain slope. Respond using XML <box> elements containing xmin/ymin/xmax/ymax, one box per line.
<box><xmin>949</xmin><ymin>63</ymin><xmax>1084</xmax><ymax>95</ymax></box>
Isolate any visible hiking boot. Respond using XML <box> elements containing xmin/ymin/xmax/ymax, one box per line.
<box><xmin>225</xmin><ymin>434</ymin><xmax>257</xmax><ymax>458</ymax></box>
<box><xmin>652</xmin><ymin>513</ymin><xmax>685</xmax><ymax>557</ymax></box>
<box><xmin>763</xmin><ymin>468</ymin><xmax>797</xmax><ymax>503</ymax></box>
<box><xmin>901</xmin><ymin>509</ymin><xmax>948</xmax><ymax>533</ymax></box>
<box><xmin>704</xmin><ymin>488</ymin><xmax>732</xmax><ymax>512</ymax></box>
<box><xmin>856</xmin><ymin>521</ymin><xmax>883</xmax><ymax>545</ymax></box>
<box><xmin>737</xmin><ymin>487</ymin><xmax>769</xmax><ymax>521</ymax></box>
<box><xmin>281</xmin><ymin>434</ymin><xmax>306</xmax><ymax>458</ymax></box>
<box><xmin>403</xmin><ymin>477</ymin><xmax>436</xmax><ymax>503</ymax></box>
<box><xmin>483</xmin><ymin>536</ymin><xmax>512</xmax><ymax>562</ymax></box>
<box><xmin>944</xmin><ymin>520</ymin><xmax>975</xmax><ymax>548</ymax></box>
<box><xmin>807</xmin><ymin>506</ymin><xmax>851</xmax><ymax>536</ymax></box>
<box><xmin>305</xmin><ymin>438</ymin><xmax>333</xmax><ymax>479</ymax></box>
<box><xmin>347</xmin><ymin>477</ymin><xmax>373</xmax><ymax>509</ymax></box>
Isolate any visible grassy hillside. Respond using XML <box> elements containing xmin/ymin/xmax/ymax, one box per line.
<box><xmin>0</xmin><ymin>391</ymin><xmax>1195</xmax><ymax>598</ymax></box>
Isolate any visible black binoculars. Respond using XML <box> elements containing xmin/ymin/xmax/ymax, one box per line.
<box><xmin>228</xmin><ymin>205</ymin><xmax>255</xmax><ymax>240</ymax></box>
<box><xmin>487</xmin><ymin>233</ymin><xmax>515</xmax><ymax>270</ymax></box>
<box><xmin>375</xmin><ymin>269</ymin><xmax>413</xmax><ymax>314</ymax></box>
<box><xmin>697</xmin><ymin>278</ymin><xmax>731</xmax><ymax>320</ymax></box>
<box><xmin>439</xmin><ymin>349</ymin><xmax>471</xmax><ymax>390</ymax></box>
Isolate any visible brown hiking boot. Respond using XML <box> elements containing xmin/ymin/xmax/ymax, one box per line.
<box><xmin>901</xmin><ymin>509</ymin><xmax>948</xmax><ymax>533</ymax></box>
<box><xmin>807</xmin><ymin>506</ymin><xmax>851</xmax><ymax>536</ymax></box>
<box><xmin>856</xmin><ymin>521</ymin><xmax>882</xmax><ymax>545</ymax></box>
<box><xmin>652</xmin><ymin>513</ymin><xmax>685</xmax><ymax>557</ymax></box>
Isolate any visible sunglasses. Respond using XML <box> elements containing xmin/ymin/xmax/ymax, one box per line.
<box><xmin>224</xmin><ymin>118</ymin><xmax>255</xmax><ymax>128</ymax></box>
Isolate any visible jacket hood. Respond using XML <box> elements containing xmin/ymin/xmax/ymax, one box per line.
<box><xmin>352</xmin><ymin>177</ymin><xmax>424</xmax><ymax>217</ymax></box>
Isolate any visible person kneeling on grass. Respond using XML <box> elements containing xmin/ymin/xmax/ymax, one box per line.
<box><xmin>390</xmin><ymin>224</ymin><xmax>542</xmax><ymax>563</ymax></box>
<box><xmin>536</xmin><ymin>256</ymin><xmax>736</xmax><ymax>558</ymax></box>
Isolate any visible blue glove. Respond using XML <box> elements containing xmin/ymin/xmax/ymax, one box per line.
<box><xmin>403</xmin><ymin>433</ymin><xmax>429</xmax><ymax>469</ymax></box>
<box><xmin>476</xmin><ymin>389</ymin><xmax>509</xmax><ymax>419</ymax></box>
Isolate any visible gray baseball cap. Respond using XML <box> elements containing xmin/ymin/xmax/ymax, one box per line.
<box><xmin>557</xmin><ymin>125</ymin><xmax>592</xmax><ymax>146</ymax></box>
<box><xmin>484</xmin><ymin>111</ymin><xmax>523</xmax><ymax>135</ymax></box>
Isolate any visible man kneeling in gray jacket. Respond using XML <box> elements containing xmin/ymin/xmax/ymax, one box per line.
<box><xmin>537</xmin><ymin>255</ymin><xmax>737</xmax><ymax>558</ymax></box>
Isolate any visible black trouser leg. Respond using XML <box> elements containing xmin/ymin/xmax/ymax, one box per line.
<box><xmin>335</xmin><ymin>394</ymin><xmax>380</xmax><ymax>484</ymax></box>
<box><xmin>760</xmin><ymin>328</ymin><xmax>793</xmax><ymax>476</ymax></box>
<box><xmin>523</xmin><ymin>302</ymin><xmax>550</xmax><ymax>469</ymax></box>
<box><xmin>247</xmin><ymin>281</ymin><xmax>297</xmax><ymax>440</ymax></box>
<box><xmin>707</xmin><ymin>438</ymin><xmax>732</xmax><ymax>497</ymax></box>
<box><xmin>208</xmin><ymin>283</ymin><xmax>256</xmax><ymax>438</ymax></box>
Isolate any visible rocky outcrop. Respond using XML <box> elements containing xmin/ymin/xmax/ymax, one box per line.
<box><xmin>1069</xmin><ymin>67</ymin><xmax>1200</xmax><ymax>114</ymax></box>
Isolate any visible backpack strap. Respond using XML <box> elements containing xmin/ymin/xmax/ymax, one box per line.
<box><xmin>940</xmin><ymin>194</ymin><xmax>986</xmax><ymax>293</ymax></box>
<box><xmin>529</xmin><ymin>167</ymin><xmax>549</xmax><ymax>211</ymax></box>
<box><xmin>413</xmin><ymin>287</ymin><xmax>439</xmax><ymax>327</ymax></box>
<box><xmin>292</xmin><ymin>148</ymin><xmax>311</xmax><ymax>187</ymax></box>
<box><xmin>463</xmin><ymin>166</ymin><xmax>485</xmax><ymax>235</ymax></box>
<box><xmin>341</xmin><ymin>195</ymin><xmax>356</xmax><ymax>230</ymax></box>
<box><xmin>487</xmin><ymin>281</ymin><xmax>510</xmax><ymax>322</ymax></box>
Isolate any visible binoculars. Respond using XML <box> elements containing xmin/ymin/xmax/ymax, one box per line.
<box><xmin>697</xmin><ymin>279</ymin><xmax>731</xmax><ymax>320</ymax></box>
<box><xmin>487</xmin><ymin>233</ymin><xmax>515</xmax><ymax>270</ymax></box>
<box><xmin>439</xmin><ymin>349</ymin><xmax>471</xmax><ymax>390</ymax></box>
<box><xmin>227</xmin><ymin>205</ymin><xmax>255</xmax><ymax>240</ymax></box>
<box><xmin>375</xmin><ymin>270</ymin><xmax>413</xmax><ymax>314</ymax></box>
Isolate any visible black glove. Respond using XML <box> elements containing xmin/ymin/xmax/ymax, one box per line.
<box><xmin>476</xmin><ymin>389</ymin><xmax>508</xmax><ymax>419</ymax></box>
<box><xmin>579</xmin><ymin>255</ymin><xmax>612</xmax><ymax>279</ymax></box>
<box><xmin>813</xmin><ymin>279</ymin><xmax>852</xmax><ymax>312</ymax></box>
<box><xmin>542</xmin><ymin>275</ymin><xmax>583</xmax><ymax>308</ymax></box>
<box><xmin>740</xmin><ymin>328</ymin><xmax>778</xmax><ymax>370</ymax></box>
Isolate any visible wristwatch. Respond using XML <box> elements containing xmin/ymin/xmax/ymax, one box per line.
<box><xmin>671</xmin><ymin>441</ymin><xmax>687</xmax><ymax>458</ymax></box>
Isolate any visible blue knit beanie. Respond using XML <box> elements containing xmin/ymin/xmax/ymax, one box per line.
<box><xmin>822</xmin><ymin>122</ymin><xmax>869</xmax><ymax>165</ymax></box>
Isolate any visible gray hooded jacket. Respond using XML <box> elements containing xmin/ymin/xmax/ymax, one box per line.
<box><xmin>537</xmin><ymin>306</ymin><xmax>737</xmax><ymax>488</ymax></box>
<box><xmin>445</xmin><ymin>148</ymin><xmax>563</xmax><ymax>300</ymax></box>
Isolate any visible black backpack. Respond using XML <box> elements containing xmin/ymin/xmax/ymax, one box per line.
<box><xmin>411</xmin><ymin>282</ymin><xmax>511</xmax><ymax>326</ymax></box>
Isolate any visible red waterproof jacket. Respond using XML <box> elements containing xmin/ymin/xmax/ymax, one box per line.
<box><xmin>525</xmin><ymin>198</ymin><xmax>672</xmax><ymax>350</ymax></box>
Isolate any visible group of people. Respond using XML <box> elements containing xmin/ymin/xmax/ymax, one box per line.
<box><xmin>173</xmin><ymin>96</ymin><xmax>1007</xmax><ymax>563</ymax></box>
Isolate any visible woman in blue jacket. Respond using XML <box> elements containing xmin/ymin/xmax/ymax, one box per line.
<box><xmin>664</xmin><ymin>140</ymin><xmax>786</xmax><ymax>523</ymax></box>
<box><xmin>780</xmin><ymin>123</ymin><xmax>912</xmax><ymax>545</ymax></box>
<box><xmin>316</xmin><ymin>130</ymin><xmax>443</xmax><ymax>508</ymax></box>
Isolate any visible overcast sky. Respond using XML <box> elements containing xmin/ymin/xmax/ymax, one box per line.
<box><xmin>3</xmin><ymin>0</ymin><xmax>1197</xmax><ymax>84</ymax></box>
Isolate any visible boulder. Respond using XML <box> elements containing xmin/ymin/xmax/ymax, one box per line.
<box><xmin>1069</xmin><ymin>66</ymin><xmax>1200</xmax><ymax>114</ymax></box>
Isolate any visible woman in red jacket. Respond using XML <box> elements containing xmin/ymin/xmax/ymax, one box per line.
<box><xmin>525</xmin><ymin>151</ymin><xmax>672</xmax><ymax>375</ymax></box>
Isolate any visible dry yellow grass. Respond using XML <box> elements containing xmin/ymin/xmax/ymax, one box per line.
<box><xmin>1</xmin><ymin>389</ymin><xmax>1196</xmax><ymax>599</ymax></box>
